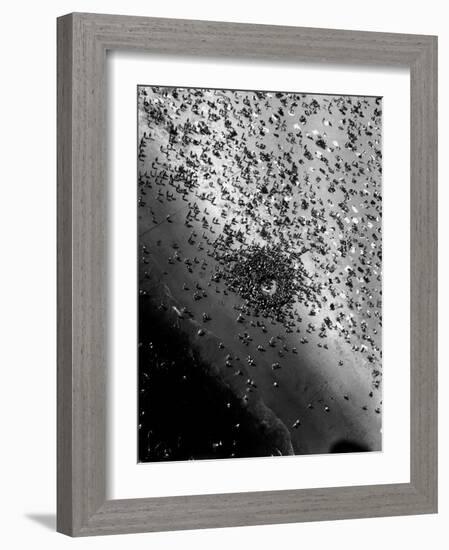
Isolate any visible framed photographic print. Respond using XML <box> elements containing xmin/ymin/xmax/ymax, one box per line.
<box><xmin>57</xmin><ymin>13</ymin><xmax>438</xmax><ymax>536</ymax></box>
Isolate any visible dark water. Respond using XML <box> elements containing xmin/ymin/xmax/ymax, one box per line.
<box><xmin>138</xmin><ymin>295</ymin><xmax>287</xmax><ymax>462</ymax></box>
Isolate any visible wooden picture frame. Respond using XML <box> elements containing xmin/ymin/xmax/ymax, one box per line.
<box><xmin>57</xmin><ymin>12</ymin><xmax>438</xmax><ymax>536</ymax></box>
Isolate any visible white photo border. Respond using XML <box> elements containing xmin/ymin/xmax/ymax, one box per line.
<box><xmin>107</xmin><ymin>51</ymin><xmax>410</xmax><ymax>499</ymax></box>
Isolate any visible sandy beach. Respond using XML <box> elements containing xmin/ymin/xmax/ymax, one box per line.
<box><xmin>137</xmin><ymin>86</ymin><xmax>382</xmax><ymax>461</ymax></box>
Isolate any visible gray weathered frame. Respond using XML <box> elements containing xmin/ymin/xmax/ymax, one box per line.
<box><xmin>57</xmin><ymin>12</ymin><xmax>438</xmax><ymax>536</ymax></box>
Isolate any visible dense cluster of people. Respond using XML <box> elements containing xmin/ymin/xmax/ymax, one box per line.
<box><xmin>219</xmin><ymin>243</ymin><xmax>303</xmax><ymax>322</ymax></box>
<box><xmin>137</xmin><ymin>84</ymin><xmax>383</xmax><ymax>459</ymax></box>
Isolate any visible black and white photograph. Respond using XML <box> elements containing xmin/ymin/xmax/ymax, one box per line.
<box><xmin>0</xmin><ymin>0</ymin><xmax>441</xmax><ymax>544</ymax></box>
<box><xmin>0</xmin><ymin>1</ymin><xmax>440</xmax><ymax>544</ymax></box>
<box><xmin>137</xmin><ymin>85</ymin><xmax>383</xmax><ymax>462</ymax></box>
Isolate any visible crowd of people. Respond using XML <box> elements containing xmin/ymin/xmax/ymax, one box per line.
<box><xmin>137</xmin><ymin>84</ymin><xmax>383</xmax><ymax>459</ymax></box>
